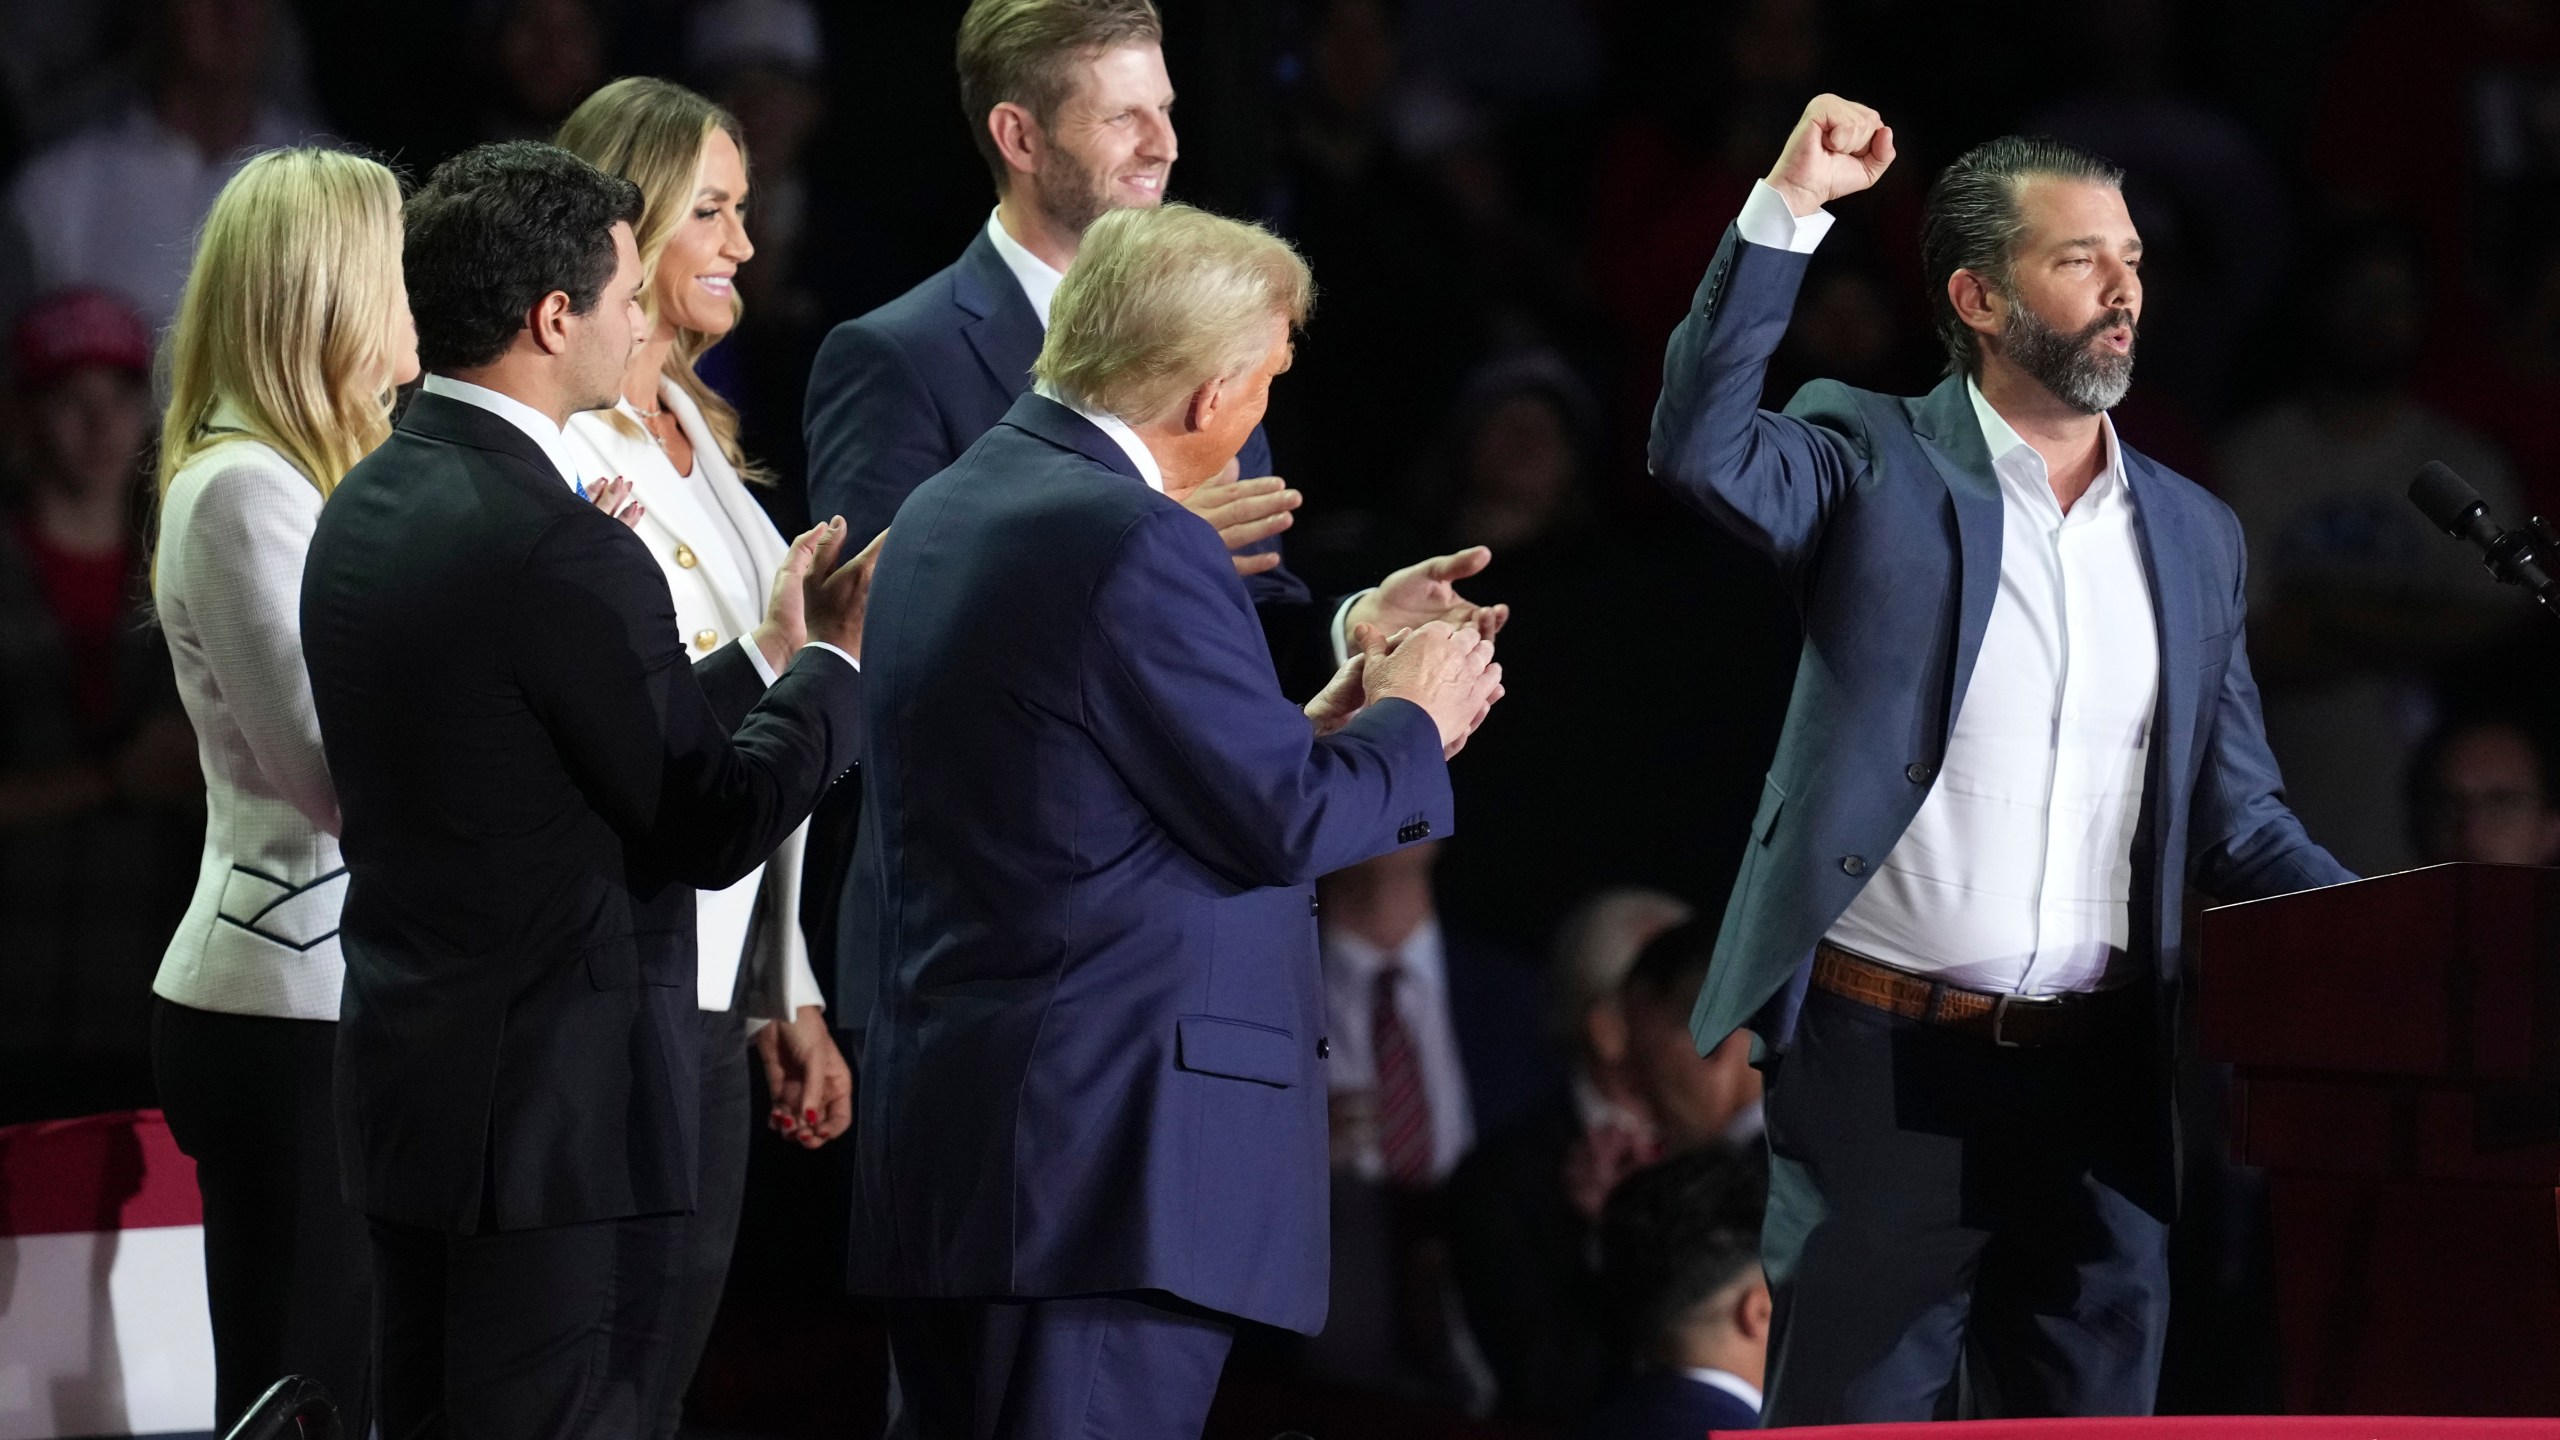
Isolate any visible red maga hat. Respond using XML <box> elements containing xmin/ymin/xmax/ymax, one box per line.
<box><xmin>12</xmin><ymin>288</ymin><xmax>153</xmax><ymax>390</ymax></box>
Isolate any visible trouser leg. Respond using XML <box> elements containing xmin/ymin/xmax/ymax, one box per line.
<box><xmin>648</xmin><ymin>1007</ymin><xmax>752</xmax><ymax>1440</ymax></box>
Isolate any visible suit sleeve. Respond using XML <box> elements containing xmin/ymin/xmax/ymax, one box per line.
<box><xmin>1648</xmin><ymin>225</ymin><xmax>1871</xmax><ymax>572</ymax></box>
<box><xmin>2188</xmin><ymin>521</ymin><xmax>2358</xmax><ymax>899</ymax></box>
<box><xmin>506</xmin><ymin>511</ymin><xmax>864</xmax><ymax>891</ymax></box>
<box><xmin>1083</xmin><ymin>505</ymin><xmax>1453</xmax><ymax>891</ymax></box>
<box><xmin>805</xmin><ymin>318</ymin><xmax>952</xmax><ymax>550</ymax></box>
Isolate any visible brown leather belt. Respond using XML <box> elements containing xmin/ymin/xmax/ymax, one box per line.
<box><xmin>1811</xmin><ymin>942</ymin><xmax>2094</xmax><ymax>1048</ymax></box>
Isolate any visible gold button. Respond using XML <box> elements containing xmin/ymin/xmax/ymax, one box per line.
<box><xmin>693</xmin><ymin>628</ymin><xmax>718</xmax><ymax>651</ymax></box>
<box><xmin>674</xmin><ymin>543</ymin><xmax>697</xmax><ymax>569</ymax></box>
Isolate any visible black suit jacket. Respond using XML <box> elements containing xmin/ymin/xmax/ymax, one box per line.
<box><xmin>302</xmin><ymin>392</ymin><xmax>863</xmax><ymax>1233</ymax></box>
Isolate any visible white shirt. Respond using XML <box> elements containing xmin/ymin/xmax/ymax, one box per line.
<box><xmin>8</xmin><ymin>102</ymin><xmax>318</xmax><ymax>329</ymax></box>
<box><xmin>986</xmin><ymin>208</ymin><xmax>1065</xmax><ymax>325</ymax></box>
<box><xmin>420</xmin><ymin>374</ymin><xmax>590</xmax><ymax>492</ymax></box>
<box><xmin>1741</xmin><ymin>182</ymin><xmax>2162</xmax><ymax>996</ymax></box>
<box><xmin>1320</xmin><ymin>918</ymin><xmax>1477</xmax><ymax>1183</ymax></box>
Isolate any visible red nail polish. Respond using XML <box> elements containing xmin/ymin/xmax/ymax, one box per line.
<box><xmin>804</xmin><ymin>1108</ymin><xmax>819</xmax><ymax>1124</ymax></box>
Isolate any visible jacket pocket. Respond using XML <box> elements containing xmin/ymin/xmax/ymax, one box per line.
<box><xmin>1753</xmin><ymin>775</ymin><xmax>1788</xmax><ymax>845</ymax></box>
<box><xmin>1175</xmin><ymin>1015</ymin><xmax>1297</xmax><ymax>1088</ymax></box>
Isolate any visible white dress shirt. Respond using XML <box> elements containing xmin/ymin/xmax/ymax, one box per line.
<box><xmin>152</xmin><ymin>420</ymin><xmax>346</xmax><ymax>1020</ymax></box>
<box><xmin>986</xmin><ymin>208</ymin><xmax>1066</xmax><ymax>325</ymax></box>
<box><xmin>1742</xmin><ymin>182</ymin><xmax>2162</xmax><ymax>996</ymax></box>
<box><xmin>420</xmin><ymin>373</ymin><xmax>589</xmax><ymax>491</ymax></box>
<box><xmin>1320</xmin><ymin>918</ymin><xmax>1477</xmax><ymax>1183</ymax></box>
<box><xmin>561</xmin><ymin>380</ymin><xmax>830</xmax><ymax>1020</ymax></box>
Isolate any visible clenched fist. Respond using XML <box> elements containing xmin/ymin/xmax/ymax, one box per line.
<box><xmin>1765</xmin><ymin>94</ymin><xmax>1894</xmax><ymax>218</ymax></box>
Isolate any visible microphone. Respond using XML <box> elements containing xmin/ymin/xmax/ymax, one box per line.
<box><xmin>2408</xmin><ymin>460</ymin><xmax>2560</xmax><ymax>611</ymax></box>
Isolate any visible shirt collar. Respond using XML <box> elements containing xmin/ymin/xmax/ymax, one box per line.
<box><xmin>1033</xmin><ymin>381</ymin><xmax>1164</xmax><ymax>493</ymax></box>
<box><xmin>1963</xmin><ymin>375</ymin><xmax>2128</xmax><ymax>512</ymax></box>
<box><xmin>1320</xmin><ymin>917</ymin><xmax>1448</xmax><ymax>993</ymax></box>
<box><xmin>987</xmin><ymin>208</ymin><xmax>1065</xmax><ymax>328</ymax></box>
<box><xmin>1684</xmin><ymin>1368</ymin><xmax>1764</xmax><ymax>1415</ymax></box>
<box><xmin>421</xmin><ymin>374</ymin><xmax>588</xmax><ymax>492</ymax></box>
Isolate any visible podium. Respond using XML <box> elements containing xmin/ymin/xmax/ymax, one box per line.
<box><xmin>2200</xmin><ymin>862</ymin><xmax>2560</xmax><ymax>1415</ymax></box>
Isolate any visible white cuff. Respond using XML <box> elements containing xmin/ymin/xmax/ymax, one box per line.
<box><xmin>1737</xmin><ymin>179</ymin><xmax>1836</xmax><ymax>254</ymax></box>
<box><xmin>1330</xmin><ymin>590</ymin><xmax>1372</xmax><ymax>667</ymax></box>
<box><xmin>803</xmin><ymin>640</ymin><xmax>860</xmax><ymax>673</ymax></box>
<box><xmin>738</xmin><ymin>633</ymin><xmax>779</xmax><ymax>688</ymax></box>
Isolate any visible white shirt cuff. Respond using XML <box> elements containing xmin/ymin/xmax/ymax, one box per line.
<box><xmin>1330</xmin><ymin>590</ymin><xmax>1372</xmax><ymax>667</ymax></box>
<box><xmin>1737</xmin><ymin>179</ymin><xmax>1836</xmax><ymax>254</ymax></box>
<box><xmin>737</xmin><ymin>634</ymin><xmax>779</xmax><ymax>688</ymax></box>
<box><xmin>803</xmin><ymin>640</ymin><xmax>860</xmax><ymax>673</ymax></box>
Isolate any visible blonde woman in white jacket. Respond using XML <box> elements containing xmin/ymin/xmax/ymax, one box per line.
<box><xmin>148</xmin><ymin>147</ymin><xmax>414</xmax><ymax>1440</ymax></box>
<box><xmin>556</xmin><ymin>77</ymin><xmax>851</xmax><ymax>1439</ymax></box>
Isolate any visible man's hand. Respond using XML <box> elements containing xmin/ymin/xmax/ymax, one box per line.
<box><xmin>1303</xmin><ymin>652</ymin><xmax>1369</xmax><ymax>737</ymax></box>
<box><xmin>754</xmin><ymin>1005</ymin><xmax>852</xmax><ymax>1148</ymax></box>
<box><xmin>1346</xmin><ymin>547</ymin><xmax>1510</xmax><ymax>645</ymax></box>
<box><xmin>585</xmin><ymin>474</ymin><xmax>646</xmax><ymax>529</ymax></box>
<box><xmin>1359</xmin><ymin>621</ymin><xmax>1505</xmax><ymax>759</ymax></box>
<box><xmin>795</xmin><ymin>518</ymin><xmax>889</xmax><ymax>662</ymax></box>
<box><xmin>1765</xmin><ymin>94</ymin><xmax>1894</xmax><ymax>218</ymax></box>
<box><xmin>1184</xmin><ymin>457</ymin><xmax>1301</xmax><ymax>578</ymax></box>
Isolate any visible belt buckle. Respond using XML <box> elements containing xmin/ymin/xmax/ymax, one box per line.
<box><xmin>1989</xmin><ymin>993</ymin><xmax>2032</xmax><ymax>1048</ymax></box>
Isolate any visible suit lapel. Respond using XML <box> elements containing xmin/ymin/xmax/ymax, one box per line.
<box><xmin>2125</xmin><ymin>444</ymin><xmax>2198</xmax><ymax>803</ymax></box>
<box><xmin>953</xmin><ymin>228</ymin><xmax>1045</xmax><ymax>403</ymax></box>
<box><xmin>1904</xmin><ymin>376</ymin><xmax>2004</xmax><ymax>748</ymax></box>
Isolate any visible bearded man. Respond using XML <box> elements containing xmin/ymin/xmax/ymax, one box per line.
<box><xmin>1650</xmin><ymin>96</ymin><xmax>2352</xmax><ymax>1422</ymax></box>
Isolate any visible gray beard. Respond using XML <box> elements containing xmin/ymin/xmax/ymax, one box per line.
<box><xmin>1998</xmin><ymin>301</ymin><xmax>2136</xmax><ymax>414</ymax></box>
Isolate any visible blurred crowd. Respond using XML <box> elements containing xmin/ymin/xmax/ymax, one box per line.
<box><xmin>3</xmin><ymin>0</ymin><xmax>2559</xmax><ymax>1434</ymax></box>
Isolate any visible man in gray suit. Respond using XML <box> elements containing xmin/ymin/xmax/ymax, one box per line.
<box><xmin>1649</xmin><ymin>94</ymin><xmax>2353</xmax><ymax>1422</ymax></box>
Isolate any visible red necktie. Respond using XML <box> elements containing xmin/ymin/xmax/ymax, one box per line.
<box><xmin>1372</xmin><ymin>966</ymin><xmax>1436</xmax><ymax>1189</ymax></box>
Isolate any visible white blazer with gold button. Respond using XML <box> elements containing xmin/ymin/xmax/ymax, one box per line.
<box><xmin>562</xmin><ymin>378</ymin><xmax>824</xmax><ymax>1021</ymax></box>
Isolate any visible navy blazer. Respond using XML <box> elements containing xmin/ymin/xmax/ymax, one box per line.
<box><xmin>1649</xmin><ymin>226</ymin><xmax>2353</xmax><ymax>1067</ymax></box>
<box><xmin>1575</xmin><ymin>1370</ymin><xmax>1761</xmax><ymax>1438</ymax></box>
<box><xmin>803</xmin><ymin>226</ymin><xmax>1312</xmax><ymax>613</ymax></box>
<box><xmin>848</xmin><ymin>393</ymin><xmax>1454</xmax><ymax>1334</ymax></box>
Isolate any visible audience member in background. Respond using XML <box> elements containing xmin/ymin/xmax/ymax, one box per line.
<box><xmin>2218</xmin><ymin>228</ymin><xmax>2525</xmax><ymax>874</ymax></box>
<box><xmin>2409</xmin><ymin>716</ymin><xmax>2560</xmax><ymax>867</ymax></box>
<box><xmin>0</xmin><ymin>289</ymin><xmax>201</xmax><ymax>1126</ymax></box>
<box><xmin>1580</xmin><ymin>1144</ymin><xmax>1771</xmax><ymax>1439</ymax></box>
<box><xmin>553</xmin><ymin>76</ymin><xmax>852</xmax><ymax>1440</ymax></box>
<box><xmin>473</xmin><ymin>0</ymin><xmax>605</xmax><ymax>143</ymax></box>
<box><xmin>145</xmin><ymin>149</ymin><xmax>411</xmax><ymax>1439</ymax></box>
<box><xmin>4</xmin><ymin>0</ymin><xmax>319</xmax><ymax>332</ymax></box>
<box><xmin>1305</xmin><ymin>838</ymin><xmax>1552</xmax><ymax>1407</ymax></box>
<box><xmin>1447</xmin><ymin>915</ymin><xmax>1761</xmax><ymax>1423</ymax></box>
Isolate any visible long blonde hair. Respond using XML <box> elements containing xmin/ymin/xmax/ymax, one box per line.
<box><xmin>556</xmin><ymin>77</ymin><xmax>768</xmax><ymax>485</ymax></box>
<box><xmin>156</xmin><ymin>147</ymin><xmax>406</xmax><ymax>512</ymax></box>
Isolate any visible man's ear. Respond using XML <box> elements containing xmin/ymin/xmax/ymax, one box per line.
<box><xmin>1734</xmin><ymin>1272</ymin><xmax>1773</xmax><ymax>1343</ymax></box>
<box><xmin>528</xmin><ymin>289</ymin><xmax>574</xmax><ymax>358</ymax></box>
<box><xmin>1183</xmin><ymin>373</ymin><xmax>1224</xmax><ymax>437</ymax></box>
<box><xmin>1949</xmin><ymin>268</ymin><xmax>2003</xmax><ymax>345</ymax></box>
<box><xmin>987</xmin><ymin>103</ymin><xmax>1043</xmax><ymax>187</ymax></box>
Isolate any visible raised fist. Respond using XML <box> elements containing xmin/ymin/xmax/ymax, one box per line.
<box><xmin>1765</xmin><ymin>94</ymin><xmax>1894</xmax><ymax>217</ymax></box>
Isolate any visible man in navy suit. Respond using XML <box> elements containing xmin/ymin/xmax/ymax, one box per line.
<box><xmin>1650</xmin><ymin>95</ymin><xmax>2355</xmax><ymax>1422</ymax></box>
<box><xmin>849</xmin><ymin>202</ymin><xmax>1505</xmax><ymax>1438</ymax></box>
<box><xmin>1580</xmin><ymin>1145</ymin><xmax>1770</xmax><ymax>1439</ymax></box>
<box><xmin>803</xmin><ymin>0</ymin><xmax>1501</xmax><ymax>696</ymax></box>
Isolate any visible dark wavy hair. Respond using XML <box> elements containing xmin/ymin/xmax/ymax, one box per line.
<box><xmin>402</xmin><ymin>141</ymin><xmax>644</xmax><ymax>374</ymax></box>
<box><xmin>1921</xmin><ymin>135</ymin><xmax>2125</xmax><ymax>378</ymax></box>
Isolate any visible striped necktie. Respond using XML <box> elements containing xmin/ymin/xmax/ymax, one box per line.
<box><xmin>1371</xmin><ymin>965</ymin><xmax>1435</xmax><ymax>1189</ymax></box>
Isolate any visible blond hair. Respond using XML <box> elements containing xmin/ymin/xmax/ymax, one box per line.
<box><xmin>156</xmin><ymin>147</ymin><xmax>405</xmax><ymax>515</ymax></box>
<box><xmin>556</xmin><ymin>76</ymin><xmax>768</xmax><ymax>485</ymax></box>
<box><xmin>957</xmin><ymin>0</ymin><xmax>1162</xmax><ymax>189</ymax></box>
<box><xmin>1034</xmin><ymin>204</ymin><xmax>1313</xmax><ymax>424</ymax></box>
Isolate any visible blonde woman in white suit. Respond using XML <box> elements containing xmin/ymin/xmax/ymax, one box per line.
<box><xmin>148</xmin><ymin>147</ymin><xmax>414</xmax><ymax>1440</ymax></box>
<box><xmin>556</xmin><ymin>76</ymin><xmax>852</xmax><ymax>1438</ymax></box>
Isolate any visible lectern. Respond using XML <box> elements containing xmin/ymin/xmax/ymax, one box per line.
<box><xmin>2201</xmin><ymin>862</ymin><xmax>2560</xmax><ymax>1415</ymax></box>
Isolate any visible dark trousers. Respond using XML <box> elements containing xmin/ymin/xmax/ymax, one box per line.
<box><xmin>651</xmin><ymin>1004</ymin><xmax>751</xmax><ymax>1440</ymax></box>
<box><xmin>152</xmin><ymin>998</ymin><xmax>375</xmax><ymax>1438</ymax></box>
<box><xmin>1760</xmin><ymin>985</ymin><xmax>2172</xmax><ymax>1425</ymax></box>
<box><xmin>372</xmin><ymin>1209</ymin><xmax>685</xmax><ymax>1440</ymax></box>
<box><xmin>884</xmin><ymin>1293</ymin><xmax>1235</xmax><ymax>1440</ymax></box>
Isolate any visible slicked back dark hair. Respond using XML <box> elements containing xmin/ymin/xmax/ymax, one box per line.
<box><xmin>1600</xmin><ymin>1143</ymin><xmax>1769</xmax><ymax>1357</ymax></box>
<box><xmin>403</xmin><ymin>141</ymin><xmax>644</xmax><ymax>374</ymax></box>
<box><xmin>1921</xmin><ymin>135</ymin><xmax>2125</xmax><ymax>378</ymax></box>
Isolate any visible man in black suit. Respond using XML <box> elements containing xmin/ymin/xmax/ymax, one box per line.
<box><xmin>301</xmin><ymin>142</ymin><xmax>878</xmax><ymax>1440</ymax></box>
